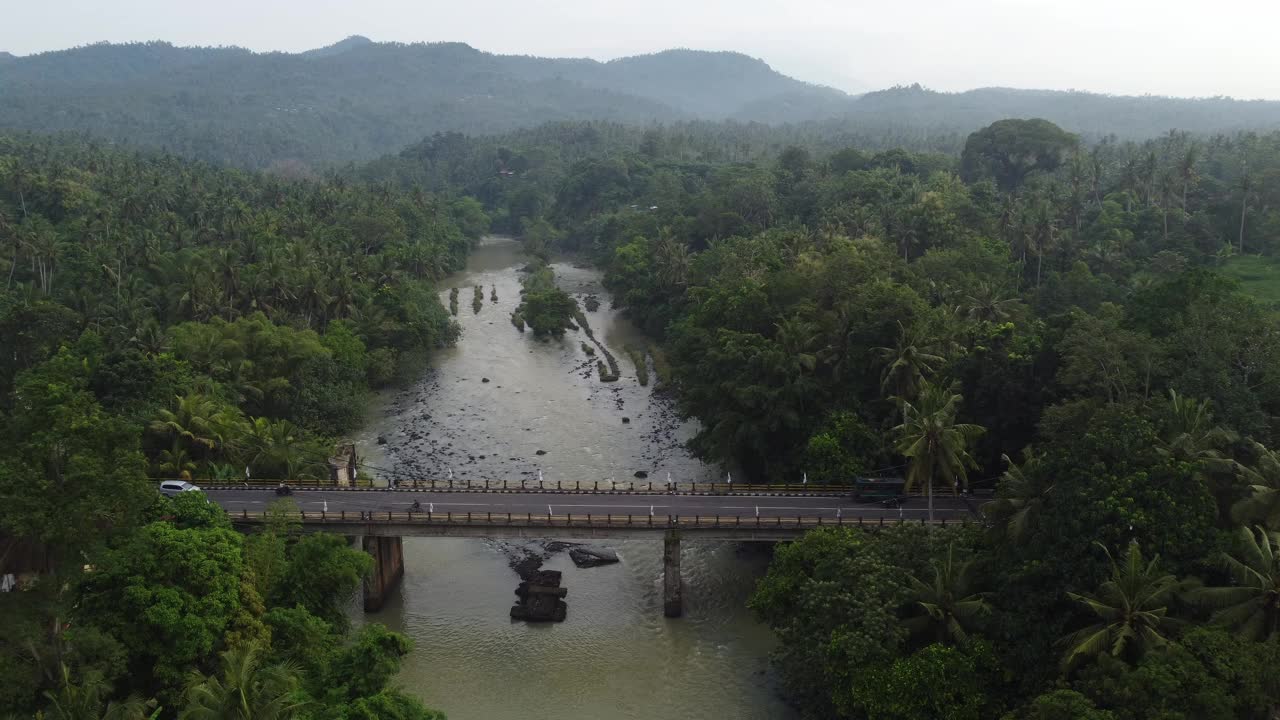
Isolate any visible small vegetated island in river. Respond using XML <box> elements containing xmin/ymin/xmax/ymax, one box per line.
<box><xmin>2</xmin><ymin>41</ymin><xmax>1280</xmax><ymax>720</ymax></box>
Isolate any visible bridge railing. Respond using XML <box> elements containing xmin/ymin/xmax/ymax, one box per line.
<box><xmin>229</xmin><ymin>509</ymin><xmax>970</xmax><ymax>529</ymax></box>
<box><xmin>188</xmin><ymin>477</ymin><xmax>874</xmax><ymax>495</ymax></box>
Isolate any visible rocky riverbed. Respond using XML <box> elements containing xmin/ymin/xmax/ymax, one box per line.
<box><xmin>359</xmin><ymin>244</ymin><xmax>717</xmax><ymax>488</ymax></box>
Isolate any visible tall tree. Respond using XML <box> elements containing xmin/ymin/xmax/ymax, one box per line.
<box><xmin>1188</xmin><ymin>525</ymin><xmax>1280</xmax><ymax>642</ymax></box>
<box><xmin>180</xmin><ymin>643</ymin><xmax>306</xmax><ymax>720</ymax></box>
<box><xmin>1061</xmin><ymin>542</ymin><xmax>1181</xmax><ymax>673</ymax></box>
<box><xmin>893</xmin><ymin>381</ymin><xmax>984</xmax><ymax>523</ymax></box>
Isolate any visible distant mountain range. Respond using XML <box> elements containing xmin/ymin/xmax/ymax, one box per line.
<box><xmin>2</xmin><ymin>36</ymin><xmax>1279</xmax><ymax>169</ymax></box>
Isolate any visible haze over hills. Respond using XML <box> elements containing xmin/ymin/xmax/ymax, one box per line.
<box><xmin>2</xmin><ymin>36</ymin><xmax>1279</xmax><ymax>169</ymax></box>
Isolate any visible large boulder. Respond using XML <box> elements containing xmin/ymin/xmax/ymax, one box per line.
<box><xmin>569</xmin><ymin>546</ymin><xmax>620</xmax><ymax>568</ymax></box>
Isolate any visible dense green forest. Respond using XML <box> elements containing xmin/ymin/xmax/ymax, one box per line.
<box><xmin>362</xmin><ymin>117</ymin><xmax>1280</xmax><ymax>717</ymax></box>
<box><xmin>0</xmin><ymin>135</ymin><xmax>476</xmax><ymax>718</ymax></box>
<box><xmin>3</xmin><ymin>38</ymin><xmax>1280</xmax><ymax>170</ymax></box>
<box><xmin>3</xmin><ymin>76</ymin><xmax>1280</xmax><ymax>716</ymax></box>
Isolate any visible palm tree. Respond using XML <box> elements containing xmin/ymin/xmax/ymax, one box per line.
<box><xmin>157</xmin><ymin>440</ymin><xmax>198</xmax><ymax>480</ymax></box>
<box><xmin>1231</xmin><ymin>442</ymin><xmax>1280</xmax><ymax>530</ymax></box>
<box><xmin>150</xmin><ymin>394</ymin><xmax>223</xmax><ymax>450</ymax></box>
<box><xmin>981</xmin><ymin>451</ymin><xmax>1052</xmax><ymax>542</ymax></box>
<box><xmin>902</xmin><ymin>544</ymin><xmax>990</xmax><ymax>644</ymax></box>
<box><xmin>1060</xmin><ymin>542</ymin><xmax>1181</xmax><ymax>673</ymax></box>
<box><xmin>1178</xmin><ymin>142</ymin><xmax>1199</xmax><ymax>217</ymax></box>
<box><xmin>1187</xmin><ymin>525</ymin><xmax>1280</xmax><ymax>642</ymax></box>
<box><xmin>874</xmin><ymin>322</ymin><xmax>945</xmax><ymax>401</ymax></box>
<box><xmin>42</xmin><ymin>665</ymin><xmax>155</xmax><ymax>720</ymax></box>
<box><xmin>244</xmin><ymin>418</ymin><xmax>320</xmax><ymax>480</ymax></box>
<box><xmin>1237</xmin><ymin>161</ymin><xmax>1254</xmax><ymax>254</ymax></box>
<box><xmin>180</xmin><ymin>643</ymin><xmax>306</xmax><ymax>720</ymax></box>
<box><xmin>960</xmin><ymin>283</ymin><xmax>1018</xmax><ymax>324</ymax></box>
<box><xmin>1156</xmin><ymin>390</ymin><xmax>1236</xmax><ymax>468</ymax></box>
<box><xmin>893</xmin><ymin>381</ymin><xmax>985</xmax><ymax>524</ymax></box>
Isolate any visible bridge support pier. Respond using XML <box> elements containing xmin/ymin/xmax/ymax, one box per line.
<box><xmin>362</xmin><ymin>535</ymin><xmax>404</xmax><ymax>612</ymax></box>
<box><xmin>663</xmin><ymin>529</ymin><xmax>682</xmax><ymax>618</ymax></box>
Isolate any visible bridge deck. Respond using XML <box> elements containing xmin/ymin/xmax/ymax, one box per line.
<box><xmin>228</xmin><ymin>508</ymin><xmax>974</xmax><ymax>541</ymax></box>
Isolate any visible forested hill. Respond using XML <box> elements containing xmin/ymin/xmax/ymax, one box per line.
<box><xmin>844</xmin><ymin>84</ymin><xmax>1280</xmax><ymax>140</ymax></box>
<box><xmin>5</xmin><ymin>38</ymin><xmax>1280</xmax><ymax>171</ymax></box>
<box><xmin>0</xmin><ymin>39</ymin><xmax>834</xmax><ymax>168</ymax></box>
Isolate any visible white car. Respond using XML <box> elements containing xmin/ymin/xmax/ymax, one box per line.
<box><xmin>159</xmin><ymin>480</ymin><xmax>201</xmax><ymax>497</ymax></box>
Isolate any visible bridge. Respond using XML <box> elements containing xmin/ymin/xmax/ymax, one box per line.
<box><xmin>207</xmin><ymin>486</ymin><xmax>979</xmax><ymax>617</ymax></box>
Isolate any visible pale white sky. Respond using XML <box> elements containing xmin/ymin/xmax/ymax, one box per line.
<box><xmin>4</xmin><ymin>0</ymin><xmax>1278</xmax><ymax>99</ymax></box>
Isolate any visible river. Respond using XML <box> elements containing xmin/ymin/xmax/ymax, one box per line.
<box><xmin>352</xmin><ymin>237</ymin><xmax>796</xmax><ymax>720</ymax></box>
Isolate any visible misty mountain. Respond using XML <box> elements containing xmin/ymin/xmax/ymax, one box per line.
<box><xmin>845</xmin><ymin>84</ymin><xmax>1280</xmax><ymax>140</ymax></box>
<box><xmin>0</xmin><ymin>39</ymin><xmax>832</xmax><ymax>168</ymax></box>
<box><xmin>2</xmin><ymin>38</ymin><xmax>1279</xmax><ymax>170</ymax></box>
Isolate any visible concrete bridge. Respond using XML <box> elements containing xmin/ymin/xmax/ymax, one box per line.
<box><xmin>208</xmin><ymin>488</ymin><xmax>978</xmax><ymax>617</ymax></box>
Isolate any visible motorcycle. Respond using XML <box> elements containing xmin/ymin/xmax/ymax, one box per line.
<box><xmin>275</xmin><ymin>484</ymin><xmax>293</xmax><ymax>496</ymax></box>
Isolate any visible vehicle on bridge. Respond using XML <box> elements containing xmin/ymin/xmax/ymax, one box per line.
<box><xmin>851</xmin><ymin>477</ymin><xmax>906</xmax><ymax>506</ymax></box>
<box><xmin>158</xmin><ymin>480</ymin><xmax>201</xmax><ymax>497</ymax></box>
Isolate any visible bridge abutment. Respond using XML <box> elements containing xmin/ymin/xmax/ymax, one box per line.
<box><xmin>663</xmin><ymin>529</ymin><xmax>682</xmax><ymax>618</ymax></box>
<box><xmin>362</xmin><ymin>535</ymin><xmax>404</xmax><ymax>612</ymax></box>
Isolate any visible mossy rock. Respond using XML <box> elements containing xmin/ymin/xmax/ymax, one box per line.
<box><xmin>580</xmin><ymin>342</ymin><xmax>596</xmax><ymax>356</ymax></box>
<box><xmin>597</xmin><ymin>360</ymin><xmax>619</xmax><ymax>382</ymax></box>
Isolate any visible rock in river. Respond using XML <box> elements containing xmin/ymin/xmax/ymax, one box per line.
<box><xmin>569</xmin><ymin>546</ymin><xmax>620</xmax><ymax>568</ymax></box>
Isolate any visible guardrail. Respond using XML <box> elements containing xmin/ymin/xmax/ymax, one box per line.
<box><xmin>181</xmin><ymin>477</ymin><xmax>870</xmax><ymax>495</ymax></box>
<box><xmin>229</xmin><ymin>509</ymin><xmax>970</xmax><ymax>529</ymax></box>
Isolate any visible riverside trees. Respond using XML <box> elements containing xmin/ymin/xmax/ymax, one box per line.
<box><xmin>0</xmin><ymin>136</ymin><xmax>462</xmax><ymax>718</ymax></box>
<box><xmin>364</xmin><ymin>117</ymin><xmax>1280</xmax><ymax>717</ymax></box>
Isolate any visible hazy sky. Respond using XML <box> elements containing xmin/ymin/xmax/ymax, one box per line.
<box><xmin>5</xmin><ymin>0</ymin><xmax>1279</xmax><ymax>99</ymax></box>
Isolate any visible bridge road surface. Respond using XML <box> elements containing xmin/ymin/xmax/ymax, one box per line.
<box><xmin>206</xmin><ymin>488</ymin><xmax>978</xmax><ymax>523</ymax></box>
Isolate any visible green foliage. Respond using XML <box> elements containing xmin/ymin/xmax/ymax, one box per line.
<box><xmin>1060</xmin><ymin>542</ymin><xmax>1182</xmax><ymax>673</ymax></box>
<box><xmin>960</xmin><ymin>118</ymin><xmax>1078</xmax><ymax>190</ymax></box>
<box><xmin>0</xmin><ymin>348</ymin><xmax>154</xmax><ymax>557</ymax></box>
<box><xmin>268</xmin><ymin>534</ymin><xmax>371</xmax><ymax>630</ymax></box>
<box><xmin>750</xmin><ymin>526</ymin><xmax>968</xmax><ymax>717</ymax></box>
<box><xmin>180</xmin><ymin>642</ymin><xmax>306</xmax><ymax>720</ymax></box>
<box><xmin>801</xmin><ymin>411</ymin><xmax>878</xmax><ymax>484</ymax></box>
<box><xmin>514</xmin><ymin>264</ymin><xmax>577</xmax><ymax>337</ymax></box>
<box><xmin>852</xmin><ymin>642</ymin><xmax>997</xmax><ymax>720</ymax></box>
<box><xmin>78</xmin><ymin>521</ymin><xmax>245</xmax><ymax>695</ymax></box>
<box><xmin>1073</xmin><ymin>628</ymin><xmax>1280</xmax><ymax>720</ymax></box>
<box><xmin>1008</xmin><ymin>690</ymin><xmax>1116</xmax><ymax>720</ymax></box>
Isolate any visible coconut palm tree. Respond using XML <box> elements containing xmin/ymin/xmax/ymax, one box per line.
<box><xmin>150</xmin><ymin>394</ymin><xmax>223</xmax><ymax>450</ymax></box>
<box><xmin>1156</xmin><ymin>390</ymin><xmax>1236</xmax><ymax>468</ymax></box>
<box><xmin>960</xmin><ymin>283</ymin><xmax>1019</xmax><ymax>324</ymax></box>
<box><xmin>1231</xmin><ymin>442</ymin><xmax>1280</xmax><ymax>530</ymax></box>
<box><xmin>893</xmin><ymin>381</ymin><xmax>985</xmax><ymax>524</ymax></box>
<box><xmin>243</xmin><ymin>418</ymin><xmax>321</xmax><ymax>480</ymax></box>
<box><xmin>180</xmin><ymin>643</ymin><xmax>306</xmax><ymax>720</ymax></box>
<box><xmin>874</xmin><ymin>322</ymin><xmax>945</xmax><ymax>401</ymax></box>
<box><xmin>1187</xmin><ymin>525</ymin><xmax>1280</xmax><ymax>642</ymax></box>
<box><xmin>902</xmin><ymin>544</ymin><xmax>990</xmax><ymax>644</ymax></box>
<box><xmin>982</xmin><ymin>451</ymin><xmax>1052</xmax><ymax>542</ymax></box>
<box><xmin>1060</xmin><ymin>542</ymin><xmax>1181</xmax><ymax>673</ymax></box>
<box><xmin>157</xmin><ymin>440</ymin><xmax>198</xmax><ymax>480</ymax></box>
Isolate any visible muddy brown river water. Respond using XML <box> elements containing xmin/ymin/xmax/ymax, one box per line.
<box><xmin>352</xmin><ymin>237</ymin><xmax>796</xmax><ymax>720</ymax></box>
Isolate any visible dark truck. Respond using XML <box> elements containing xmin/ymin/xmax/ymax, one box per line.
<box><xmin>851</xmin><ymin>477</ymin><xmax>907</xmax><ymax>506</ymax></box>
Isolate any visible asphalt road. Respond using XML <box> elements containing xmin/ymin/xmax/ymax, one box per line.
<box><xmin>206</xmin><ymin>488</ymin><xmax>978</xmax><ymax>521</ymax></box>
